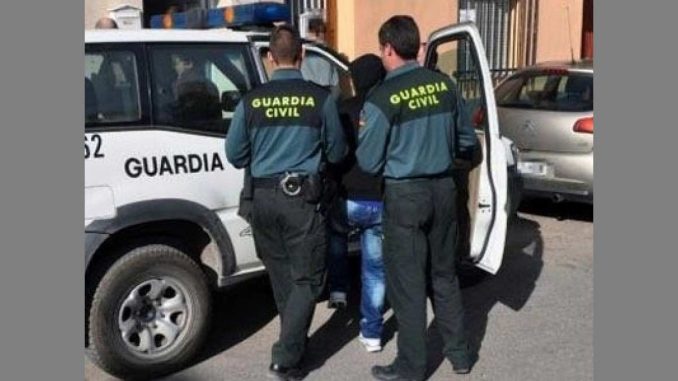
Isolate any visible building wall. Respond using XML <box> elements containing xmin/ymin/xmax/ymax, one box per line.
<box><xmin>335</xmin><ymin>0</ymin><xmax>356</xmax><ymax>58</ymax></box>
<box><xmin>336</xmin><ymin>0</ymin><xmax>458</xmax><ymax>61</ymax></box>
<box><xmin>85</xmin><ymin>0</ymin><xmax>587</xmax><ymax>65</ymax></box>
<box><xmin>85</xmin><ymin>0</ymin><xmax>142</xmax><ymax>29</ymax></box>
<box><xmin>335</xmin><ymin>0</ymin><xmax>586</xmax><ymax>65</ymax></box>
<box><xmin>215</xmin><ymin>0</ymin><xmax>284</xmax><ymax>7</ymax></box>
<box><xmin>535</xmin><ymin>0</ymin><xmax>584</xmax><ymax>62</ymax></box>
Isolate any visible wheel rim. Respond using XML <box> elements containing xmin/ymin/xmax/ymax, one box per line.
<box><xmin>117</xmin><ymin>277</ymin><xmax>192</xmax><ymax>358</ymax></box>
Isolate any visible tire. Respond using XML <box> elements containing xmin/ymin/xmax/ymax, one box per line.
<box><xmin>88</xmin><ymin>244</ymin><xmax>211</xmax><ymax>380</ymax></box>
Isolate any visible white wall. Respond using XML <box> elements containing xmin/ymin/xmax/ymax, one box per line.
<box><xmin>85</xmin><ymin>0</ymin><xmax>143</xmax><ymax>29</ymax></box>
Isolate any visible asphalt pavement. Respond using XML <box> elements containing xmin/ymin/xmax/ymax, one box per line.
<box><xmin>86</xmin><ymin>199</ymin><xmax>593</xmax><ymax>381</ymax></box>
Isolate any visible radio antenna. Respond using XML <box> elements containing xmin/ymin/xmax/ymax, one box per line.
<box><xmin>566</xmin><ymin>4</ymin><xmax>576</xmax><ymax>63</ymax></box>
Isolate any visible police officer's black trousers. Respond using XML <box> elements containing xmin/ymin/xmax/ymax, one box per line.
<box><xmin>382</xmin><ymin>176</ymin><xmax>470</xmax><ymax>380</ymax></box>
<box><xmin>251</xmin><ymin>186</ymin><xmax>327</xmax><ymax>367</ymax></box>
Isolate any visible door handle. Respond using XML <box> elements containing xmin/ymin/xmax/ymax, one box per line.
<box><xmin>479</xmin><ymin>203</ymin><xmax>491</xmax><ymax>208</ymax></box>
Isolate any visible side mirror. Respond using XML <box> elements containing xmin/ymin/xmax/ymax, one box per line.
<box><xmin>221</xmin><ymin>91</ymin><xmax>242</xmax><ymax>112</ymax></box>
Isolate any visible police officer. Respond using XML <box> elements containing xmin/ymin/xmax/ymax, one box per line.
<box><xmin>357</xmin><ymin>16</ymin><xmax>478</xmax><ymax>381</ymax></box>
<box><xmin>225</xmin><ymin>24</ymin><xmax>346</xmax><ymax>381</ymax></box>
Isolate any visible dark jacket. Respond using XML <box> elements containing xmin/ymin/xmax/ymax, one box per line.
<box><xmin>334</xmin><ymin>93</ymin><xmax>383</xmax><ymax>200</ymax></box>
<box><xmin>329</xmin><ymin>54</ymin><xmax>386</xmax><ymax>201</ymax></box>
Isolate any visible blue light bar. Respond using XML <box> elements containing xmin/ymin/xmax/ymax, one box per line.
<box><xmin>150</xmin><ymin>8</ymin><xmax>206</xmax><ymax>29</ymax></box>
<box><xmin>150</xmin><ymin>2</ymin><xmax>290</xmax><ymax>29</ymax></box>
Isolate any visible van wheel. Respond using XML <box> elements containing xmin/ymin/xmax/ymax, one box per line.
<box><xmin>88</xmin><ymin>244</ymin><xmax>211</xmax><ymax>380</ymax></box>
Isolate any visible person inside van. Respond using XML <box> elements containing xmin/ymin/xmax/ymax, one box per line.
<box><xmin>170</xmin><ymin>53</ymin><xmax>222</xmax><ymax>127</ymax></box>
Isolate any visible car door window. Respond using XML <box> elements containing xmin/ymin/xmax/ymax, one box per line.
<box><xmin>257</xmin><ymin>46</ymin><xmax>353</xmax><ymax>100</ymax></box>
<box><xmin>300</xmin><ymin>50</ymin><xmax>339</xmax><ymax>91</ymax></box>
<box><xmin>555</xmin><ymin>74</ymin><xmax>593</xmax><ymax>111</ymax></box>
<box><xmin>149</xmin><ymin>44</ymin><xmax>253</xmax><ymax>135</ymax></box>
<box><xmin>495</xmin><ymin>76</ymin><xmax>523</xmax><ymax>105</ymax></box>
<box><xmin>519</xmin><ymin>75</ymin><xmax>550</xmax><ymax>104</ymax></box>
<box><xmin>429</xmin><ymin>36</ymin><xmax>488</xmax><ymax>132</ymax></box>
<box><xmin>85</xmin><ymin>50</ymin><xmax>141</xmax><ymax>125</ymax></box>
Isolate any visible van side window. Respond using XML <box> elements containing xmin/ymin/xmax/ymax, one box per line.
<box><xmin>149</xmin><ymin>44</ymin><xmax>253</xmax><ymax>135</ymax></box>
<box><xmin>85</xmin><ymin>50</ymin><xmax>141</xmax><ymax>124</ymax></box>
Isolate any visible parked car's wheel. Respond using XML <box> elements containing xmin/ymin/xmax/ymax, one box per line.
<box><xmin>88</xmin><ymin>244</ymin><xmax>211</xmax><ymax>380</ymax></box>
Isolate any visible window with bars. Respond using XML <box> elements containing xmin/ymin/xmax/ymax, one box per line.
<box><xmin>458</xmin><ymin>0</ymin><xmax>539</xmax><ymax>85</ymax></box>
<box><xmin>288</xmin><ymin>0</ymin><xmax>327</xmax><ymax>24</ymax></box>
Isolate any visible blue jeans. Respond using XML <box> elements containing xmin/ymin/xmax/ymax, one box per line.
<box><xmin>328</xmin><ymin>198</ymin><xmax>385</xmax><ymax>340</ymax></box>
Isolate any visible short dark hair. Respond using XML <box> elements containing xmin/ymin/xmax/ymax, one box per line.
<box><xmin>269</xmin><ymin>24</ymin><xmax>303</xmax><ymax>64</ymax></box>
<box><xmin>378</xmin><ymin>15</ymin><xmax>420</xmax><ymax>60</ymax></box>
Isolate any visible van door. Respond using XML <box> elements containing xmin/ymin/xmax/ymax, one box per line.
<box><xmin>144</xmin><ymin>42</ymin><xmax>261</xmax><ymax>273</ymax></box>
<box><xmin>425</xmin><ymin>23</ymin><xmax>508</xmax><ymax>274</ymax></box>
<box><xmin>85</xmin><ymin>42</ymin><xmax>150</xmax><ymax>225</ymax></box>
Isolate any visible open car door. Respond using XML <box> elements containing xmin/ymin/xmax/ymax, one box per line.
<box><xmin>425</xmin><ymin>23</ymin><xmax>508</xmax><ymax>274</ymax></box>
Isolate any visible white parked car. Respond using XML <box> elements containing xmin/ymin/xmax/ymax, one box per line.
<box><xmin>495</xmin><ymin>61</ymin><xmax>593</xmax><ymax>203</ymax></box>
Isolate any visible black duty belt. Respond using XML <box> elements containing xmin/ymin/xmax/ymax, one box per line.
<box><xmin>384</xmin><ymin>170</ymin><xmax>455</xmax><ymax>183</ymax></box>
<box><xmin>251</xmin><ymin>177</ymin><xmax>280</xmax><ymax>188</ymax></box>
<box><xmin>253</xmin><ymin>173</ymin><xmax>307</xmax><ymax>197</ymax></box>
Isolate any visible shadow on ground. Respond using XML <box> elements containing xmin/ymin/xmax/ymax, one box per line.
<box><xmin>519</xmin><ymin>198</ymin><xmax>593</xmax><ymax>222</ymax></box>
<box><xmin>192</xmin><ymin>275</ymin><xmax>279</xmax><ymax>364</ymax></box>
<box><xmin>302</xmin><ymin>211</ymin><xmax>546</xmax><ymax>380</ymax></box>
<box><xmin>156</xmin><ymin>212</ymin><xmax>546</xmax><ymax>380</ymax></box>
<box><xmin>303</xmin><ymin>256</ymin><xmax>397</xmax><ymax>374</ymax></box>
<box><xmin>171</xmin><ymin>256</ymin><xmax>373</xmax><ymax>380</ymax></box>
<box><xmin>423</xmin><ymin>215</ymin><xmax>545</xmax><ymax>379</ymax></box>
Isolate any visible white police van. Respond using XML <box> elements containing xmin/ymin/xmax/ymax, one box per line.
<box><xmin>84</xmin><ymin>3</ymin><xmax>510</xmax><ymax>378</ymax></box>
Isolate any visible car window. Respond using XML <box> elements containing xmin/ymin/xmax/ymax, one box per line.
<box><xmin>519</xmin><ymin>75</ymin><xmax>550</xmax><ymax>103</ymax></box>
<box><xmin>258</xmin><ymin>46</ymin><xmax>353</xmax><ymax>100</ymax></box>
<box><xmin>149</xmin><ymin>44</ymin><xmax>253</xmax><ymax>135</ymax></box>
<box><xmin>431</xmin><ymin>36</ymin><xmax>488</xmax><ymax>131</ymax></box>
<box><xmin>495</xmin><ymin>76</ymin><xmax>524</xmax><ymax>105</ymax></box>
<box><xmin>300</xmin><ymin>50</ymin><xmax>342</xmax><ymax>97</ymax></box>
<box><xmin>257</xmin><ymin>47</ymin><xmax>276</xmax><ymax>80</ymax></box>
<box><xmin>556</xmin><ymin>74</ymin><xmax>593</xmax><ymax>111</ymax></box>
<box><xmin>497</xmin><ymin>71</ymin><xmax>593</xmax><ymax>111</ymax></box>
<box><xmin>85</xmin><ymin>50</ymin><xmax>141</xmax><ymax>125</ymax></box>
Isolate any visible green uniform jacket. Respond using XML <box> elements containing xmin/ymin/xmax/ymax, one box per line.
<box><xmin>226</xmin><ymin>68</ymin><xmax>346</xmax><ymax>178</ymax></box>
<box><xmin>356</xmin><ymin>62</ymin><xmax>477</xmax><ymax>181</ymax></box>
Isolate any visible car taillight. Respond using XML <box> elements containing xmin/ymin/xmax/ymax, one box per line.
<box><xmin>574</xmin><ymin>117</ymin><xmax>594</xmax><ymax>134</ymax></box>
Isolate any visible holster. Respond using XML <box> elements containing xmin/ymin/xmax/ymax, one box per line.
<box><xmin>302</xmin><ymin>174</ymin><xmax>323</xmax><ymax>204</ymax></box>
<box><xmin>237</xmin><ymin>168</ymin><xmax>254</xmax><ymax>223</ymax></box>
